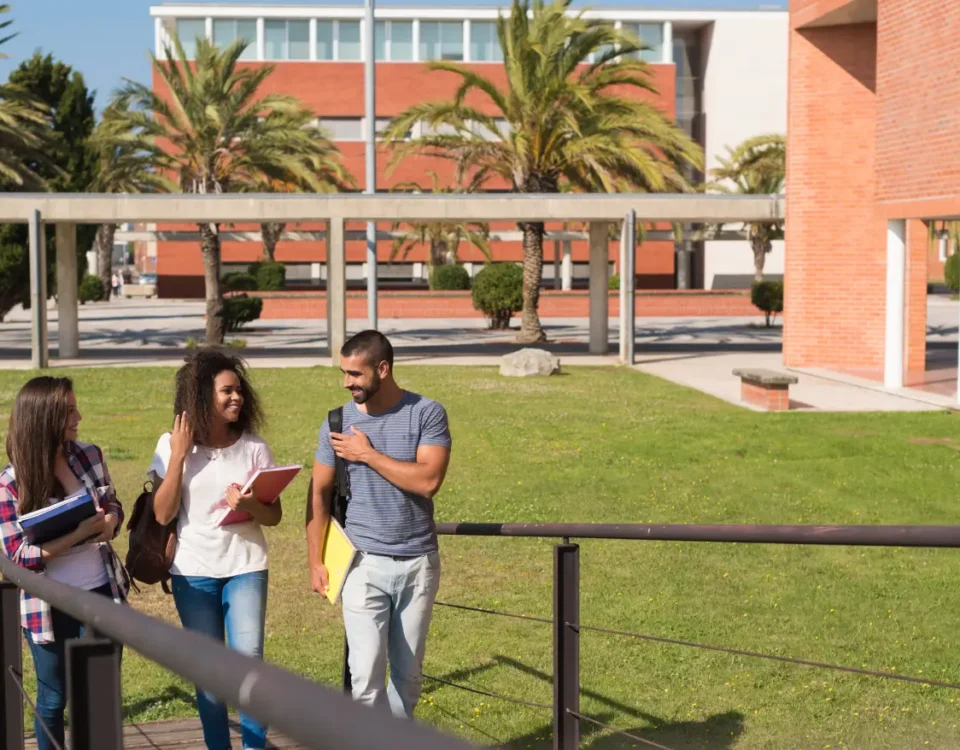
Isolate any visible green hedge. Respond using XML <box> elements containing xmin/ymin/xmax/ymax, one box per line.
<box><xmin>255</xmin><ymin>262</ymin><xmax>286</xmax><ymax>291</ymax></box>
<box><xmin>79</xmin><ymin>275</ymin><xmax>105</xmax><ymax>304</ymax></box>
<box><xmin>751</xmin><ymin>280</ymin><xmax>784</xmax><ymax>328</ymax></box>
<box><xmin>471</xmin><ymin>263</ymin><xmax>523</xmax><ymax>329</ymax></box>
<box><xmin>430</xmin><ymin>264</ymin><xmax>471</xmax><ymax>290</ymax></box>
<box><xmin>223</xmin><ymin>294</ymin><xmax>263</xmax><ymax>332</ymax></box>
<box><xmin>223</xmin><ymin>272</ymin><xmax>259</xmax><ymax>292</ymax></box>
<box><xmin>945</xmin><ymin>253</ymin><xmax>960</xmax><ymax>294</ymax></box>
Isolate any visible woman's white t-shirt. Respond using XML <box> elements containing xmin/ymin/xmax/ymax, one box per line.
<box><xmin>148</xmin><ymin>432</ymin><xmax>274</xmax><ymax>578</ymax></box>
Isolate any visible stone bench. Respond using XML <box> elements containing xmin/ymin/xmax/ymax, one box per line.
<box><xmin>733</xmin><ymin>368</ymin><xmax>798</xmax><ymax>411</ymax></box>
<box><xmin>122</xmin><ymin>284</ymin><xmax>157</xmax><ymax>298</ymax></box>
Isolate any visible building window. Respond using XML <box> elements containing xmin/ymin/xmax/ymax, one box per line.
<box><xmin>175</xmin><ymin>19</ymin><xmax>206</xmax><ymax>59</ymax></box>
<box><xmin>470</xmin><ymin>21</ymin><xmax>502</xmax><ymax>62</ymax></box>
<box><xmin>420</xmin><ymin>21</ymin><xmax>463</xmax><ymax>61</ymax></box>
<box><xmin>212</xmin><ymin>19</ymin><xmax>257</xmax><ymax>60</ymax></box>
<box><xmin>264</xmin><ymin>19</ymin><xmax>310</xmax><ymax>60</ymax></box>
<box><xmin>339</xmin><ymin>20</ymin><xmax>361</xmax><ymax>61</ymax></box>
<box><xmin>319</xmin><ymin>117</ymin><xmax>364</xmax><ymax>141</ymax></box>
<box><xmin>623</xmin><ymin>22</ymin><xmax>663</xmax><ymax>63</ymax></box>
<box><xmin>317</xmin><ymin>21</ymin><xmax>334</xmax><ymax>60</ymax></box>
<box><xmin>376</xmin><ymin>20</ymin><xmax>414</xmax><ymax>61</ymax></box>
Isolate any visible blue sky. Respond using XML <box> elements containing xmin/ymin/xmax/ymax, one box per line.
<box><xmin>1</xmin><ymin>0</ymin><xmax>787</xmax><ymax>110</ymax></box>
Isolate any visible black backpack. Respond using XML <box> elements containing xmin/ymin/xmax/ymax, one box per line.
<box><xmin>329</xmin><ymin>406</ymin><xmax>350</xmax><ymax>526</ymax></box>
<box><xmin>125</xmin><ymin>480</ymin><xmax>177</xmax><ymax>595</ymax></box>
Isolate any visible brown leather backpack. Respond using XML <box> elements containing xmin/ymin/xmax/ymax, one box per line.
<box><xmin>125</xmin><ymin>480</ymin><xmax>177</xmax><ymax>594</ymax></box>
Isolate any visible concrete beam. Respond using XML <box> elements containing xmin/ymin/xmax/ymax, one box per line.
<box><xmin>56</xmin><ymin>223</ymin><xmax>79</xmax><ymax>359</ymax></box>
<box><xmin>28</xmin><ymin>210</ymin><xmax>48</xmax><ymax>369</ymax></box>
<box><xmin>0</xmin><ymin>193</ymin><xmax>785</xmax><ymax>224</ymax></box>
<box><xmin>588</xmin><ymin>222</ymin><xmax>609</xmax><ymax>355</ymax></box>
<box><xmin>327</xmin><ymin>219</ymin><xmax>346</xmax><ymax>360</ymax></box>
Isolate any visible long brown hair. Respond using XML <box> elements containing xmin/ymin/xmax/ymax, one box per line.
<box><xmin>173</xmin><ymin>350</ymin><xmax>263</xmax><ymax>446</ymax></box>
<box><xmin>5</xmin><ymin>376</ymin><xmax>74</xmax><ymax>515</ymax></box>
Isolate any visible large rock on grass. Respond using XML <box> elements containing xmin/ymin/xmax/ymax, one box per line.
<box><xmin>499</xmin><ymin>348</ymin><xmax>561</xmax><ymax>377</ymax></box>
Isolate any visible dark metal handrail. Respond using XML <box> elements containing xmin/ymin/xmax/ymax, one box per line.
<box><xmin>0</xmin><ymin>555</ymin><xmax>474</xmax><ymax>750</ymax></box>
<box><xmin>436</xmin><ymin>522</ymin><xmax>960</xmax><ymax>547</ymax></box>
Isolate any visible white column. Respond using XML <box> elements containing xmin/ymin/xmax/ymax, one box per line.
<box><xmin>463</xmin><ymin>19</ymin><xmax>471</xmax><ymax>62</ymax></box>
<box><xmin>412</xmin><ymin>19</ymin><xmax>420</xmax><ymax>62</ymax></box>
<box><xmin>28</xmin><ymin>209</ymin><xmax>48</xmax><ymax>370</ymax></box>
<box><xmin>56</xmin><ymin>223</ymin><xmax>79</xmax><ymax>360</ymax></box>
<box><xmin>662</xmin><ymin>21</ymin><xmax>673</xmax><ymax>64</ymax></box>
<box><xmin>257</xmin><ymin>18</ymin><xmax>265</xmax><ymax>60</ymax></box>
<box><xmin>204</xmin><ymin>17</ymin><xmax>213</xmax><ymax>40</ymax></box>
<box><xmin>561</xmin><ymin>240</ymin><xmax>572</xmax><ymax>291</ymax></box>
<box><xmin>884</xmin><ymin>219</ymin><xmax>906</xmax><ymax>389</ymax></box>
<box><xmin>309</xmin><ymin>19</ymin><xmax>318</xmax><ymax>62</ymax></box>
<box><xmin>588</xmin><ymin>222</ymin><xmax>609</xmax><ymax>355</ymax></box>
<box><xmin>154</xmin><ymin>18</ymin><xmax>163</xmax><ymax>57</ymax></box>
<box><xmin>328</xmin><ymin>218</ymin><xmax>346</xmax><ymax>360</ymax></box>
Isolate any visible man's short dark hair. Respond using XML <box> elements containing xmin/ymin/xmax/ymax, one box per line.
<box><xmin>341</xmin><ymin>330</ymin><xmax>394</xmax><ymax>369</ymax></box>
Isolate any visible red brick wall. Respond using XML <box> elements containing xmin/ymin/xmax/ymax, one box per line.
<box><xmin>875</xmin><ymin>1</ymin><xmax>960</xmax><ymax>209</ymax></box>
<box><xmin>784</xmin><ymin>22</ymin><xmax>884</xmax><ymax>372</ymax></box>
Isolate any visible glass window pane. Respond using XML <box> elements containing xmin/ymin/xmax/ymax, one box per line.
<box><xmin>317</xmin><ymin>21</ymin><xmax>334</xmax><ymax>60</ymax></box>
<box><xmin>237</xmin><ymin>19</ymin><xmax>257</xmax><ymax>59</ymax></box>
<box><xmin>176</xmin><ymin>19</ymin><xmax>206</xmax><ymax>59</ymax></box>
<box><xmin>391</xmin><ymin>21</ymin><xmax>413</xmax><ymax>61</ymax></box>
<box><xmin>470</xmin><ymin>21</ymin><xmax>501</xmax><ymax>62</ymax></box>
<box><xmin>439</xmin><ymin>21</ymin><xmax>463</xmax><ymax>61</ymax></box>
<box><xmin>320</xmin><ymin>117</ymin><xmax>363</xmax><ymax>141</ymax></box>
<box><xmin>375</xmin><ymin>21</ymin><xmax>387</xmax><ymax>61</ymax></box>
<box><xmin>639</xmin><ymin>23</ymin><xmax>663</xmax><ymax>62</ymax></box>
<box><xmin>419</xmin><ymin>22</ymin><xmax>439</xmax><ymax>61</ymax></box>
<box><xmin>288</xmin><ymin>20</ymin><xmax>309</xmax><ymax>59</ymax></box>
<box><xmin>264</xmin><ymin>19</ymin><xmax>286</xmax><ymax>60</ymax></box>
<box><xmin>212</xmin><ymin>19</ymin><xmax>235</xmax><ymax>48</ymax></box>
<box><xmin>339</xmin><ymin>20</ymin><xmax>361</xmax><ymax>61</ymax></box>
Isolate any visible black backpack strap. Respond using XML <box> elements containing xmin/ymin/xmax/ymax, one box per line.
<box><xmin>328</xmin><ymin>407</ymin><xmax>349</xmax><ymax>525</ymax></box>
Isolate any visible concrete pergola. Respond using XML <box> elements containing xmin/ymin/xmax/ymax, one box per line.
<box><xmin>1</xmin><ymin>192</ymin><xmax>784</xmax><ymax>367</ymax></box>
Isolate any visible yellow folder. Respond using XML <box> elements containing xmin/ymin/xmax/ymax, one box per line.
<box><xmin>321</xmin><ymin>518</ymin><xmax>357</xmax><ymax>605</ymax></box>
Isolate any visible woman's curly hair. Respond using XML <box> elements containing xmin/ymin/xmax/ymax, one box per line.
<box><xmin>173</xmin><ymin>350</ymin><xmax>264</xmax><ymax>445</ymax></box>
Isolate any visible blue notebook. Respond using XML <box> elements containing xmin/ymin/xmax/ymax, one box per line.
<box><xmin>18</xmin><ymin>488</ymin><xmax>99</xmax><ymax>546</ymax></box>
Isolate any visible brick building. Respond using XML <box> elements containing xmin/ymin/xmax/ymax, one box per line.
<box><xmin>146</xmin><ymin>1</ymin><xmax>787</xmax><ymax>298</ymax></box>
<box><xmin>784</xmin><ymin>0</ymin><xmax>960</xmax><ymax>390</ymax></box>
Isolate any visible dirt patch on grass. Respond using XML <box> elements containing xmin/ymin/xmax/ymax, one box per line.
<box><xmin>907</xmin><ymin>437</ymin><xmax>960</xmax><ymax>451</ymax></box>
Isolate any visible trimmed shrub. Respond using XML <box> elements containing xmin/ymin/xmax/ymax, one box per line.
<box><xmin>223</xmin><ymin>294</ymin><xmax>263</xmax><ymax>332</ymax></box>
<box><xmin>751</xmin><ymin>280</ymin><xmax>784</xmax><ymax>328</ymax></box>
<box><xmin>79</xmin><ymin>274</ymin><xmax>105</xmax><ymax>304</ymax></box>
<box><xmin>430</xmin><ymin>264</ymin><xmax>471</xmax><ymax>290</ymax></box>
<box><xmin>608</xmin><ymin>273</ymin><xmax>620</xmax><ymax>290</ymax></box>
<box><xmin>255</xmin><ymin>262</ymin><xmax>286</xmax><ymax>291</ymax></box>
<box><xmin>223</xmin><ymin>272</ymin><xmax>258</xmax><ymax>292</ymax></box>
<box><xmin>472</xmin><ymin>263</ymin><xmax>523</xmax><ymax>329</ymax></box>
<box><xmin>945</xmin><ymin>253</ymin><xmax>960</xmax><ymax>294</ymax></box>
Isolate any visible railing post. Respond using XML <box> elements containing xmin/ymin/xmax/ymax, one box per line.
<box><xmin>553</xmin><ymin>543</ymin><xmax>579</xmax><ymax>750</ymax></box>
<box><xmin>0</xmin><ymin>581</ymin><xmax>23</xmax><ymax>750</ymax></box>
<box><xmin>66</xmin><ymin>637</ymin><xmax>122</xmax><ymax>750</ymax></box>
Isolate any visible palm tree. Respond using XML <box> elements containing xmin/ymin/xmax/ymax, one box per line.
<box><xmin>90</xmin><ymin>101</ymin><xmax>174</xmax><ymax>299</ymax></box>
<box><xmin>708</xmin><ymin>133</ymin><xmax>785</xmax><ymax>282</ymax></box>
<box><xmin>254</xmin><ymin>125</ymin><xmax>353</xmax><ymax>264</ymax></box>
<box><xmin>103</xmin><ymin>32</ymin><xmax>346</xmax><ymax>344</ymax></box>
<box><xmin>383</xmin><ymin>0</ymin><xmax>702</xmax><ymax>342</ymax></box>
<box><xmin>389</xmin><ymin>171</ymin><xmax>491</xmax><ymax>276</ymax></box>
<box><xmin>0</xmin><ymin>4</ymin><xmax>54</xmax><ymax>189</ymax></box>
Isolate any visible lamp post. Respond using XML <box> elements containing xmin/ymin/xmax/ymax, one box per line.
<box><xmin>364</xmin><ymin>0</ymin><xmax>377</xmax><ymax>330</ymax></box>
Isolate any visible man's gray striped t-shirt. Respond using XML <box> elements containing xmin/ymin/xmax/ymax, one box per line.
<box><xmin>314</xmin><ymin>391</ymin><xmax>451</xmax><ymax>556</ymax></box>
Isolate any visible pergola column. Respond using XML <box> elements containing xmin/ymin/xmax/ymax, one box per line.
<box><xmin>588</xmin><ymin>222</ymin><xmax>609</xmax><ymax>355</ymax></box>
<box><xmin>56</xmin><ymin>222</ymin><xmax>79</xmax><ymax>359</ymax></box>
<box><xmin>327</xmin><ymin>217</ymin><xmax>346</xmax><ymax>361</ymax></box>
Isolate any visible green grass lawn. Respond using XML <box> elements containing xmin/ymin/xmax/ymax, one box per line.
<box><xmin>2</xmin><ymin>365</ymin><xmax>960</xmax><ymax>749</ymax></box>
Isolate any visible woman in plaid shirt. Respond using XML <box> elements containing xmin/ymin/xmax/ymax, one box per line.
<box><xmin>0</xmin><ymin>376</ymin><xmax>128</xmax><ymax>750</ymax></box>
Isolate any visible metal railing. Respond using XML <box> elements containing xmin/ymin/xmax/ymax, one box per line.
<box><xmin>0</xmin><ymin>556</ymin><xmax>475</xmax><ymax>750</ymax></box>
<box><xmin>428</xmin><ymin>522</ymin><xmax>960</xmax><ymax>750</ymax></box>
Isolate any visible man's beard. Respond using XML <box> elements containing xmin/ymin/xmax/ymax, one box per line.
<box><xmin>350</xmin><ymin>372</ymin><xmax>381</xmax><ymax>404</ymax></box>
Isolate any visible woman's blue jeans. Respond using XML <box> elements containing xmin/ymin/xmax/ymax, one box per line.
<box><xmin>171</xmin><ymin>571</ymin><xmax>269</xmax><ymax>750</ymax></box>
<box><xmin>25</xmin><ymin>582</ymin><xmax>120</xmax><ymax>750</ymax></box>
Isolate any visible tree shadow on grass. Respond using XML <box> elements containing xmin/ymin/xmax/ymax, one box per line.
<box><xmin>425</xmin><ymin>655</ymin><xmax>745</xmax><ymax>750</ymax></box>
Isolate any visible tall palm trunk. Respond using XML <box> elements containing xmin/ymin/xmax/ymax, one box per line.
<box><xmin>261</xmin><ymin>221</ymin><xmax>284</xmax><ymax>262</ymax></box>
<box><xmin>750</xmin><ymin>224</ymin><xmax>772</xmax><ymax>282</ymax></box>
<box><xmin>429</xmin><ymin>237</ymin><xmax>446</xmax><ymax>268</ymax></box>
<box><xmin>95</xmin><ymin>223</ymin><xmax>117</xmax><ymax>300</ymax></box>
<box><xmin>518</xmin><ymin>221</ymin><xmax>546</xmax><ymax>342</ymax></box>
<box><xmin>199</xmin><ymin>222</ymin><xmax>225</xmax><ymax>344</ymax></box>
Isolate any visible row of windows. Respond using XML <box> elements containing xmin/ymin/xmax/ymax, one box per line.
<box><xmin>315</xmin><ymin>116</ymin><xmax>511</xmax><ymax>141</ymax></box>
<box><xmin>171</xmin><ymin>18</ymin><xmax>663</xmax><ymax>63</ymax></box>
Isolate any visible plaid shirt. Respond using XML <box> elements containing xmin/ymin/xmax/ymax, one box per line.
<box><xmin>0</xmin><ymin>441</ymin><xmax>129</xmax><ymax>644</ymax></box>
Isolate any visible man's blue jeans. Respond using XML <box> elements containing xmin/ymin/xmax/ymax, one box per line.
<box><xmin>341</xmin><ymin>551</ymin><xmax>441</xmax><ymax>718</ymax></box>
<box><xmin>171</xmin><ymin>571</ymin><xmax>269</xmax><ymax>750</ymax></box>
<box><xmin>25</xmin><ymin>583</ymin><xmax>119</xmax><ymax>750</ymax></box>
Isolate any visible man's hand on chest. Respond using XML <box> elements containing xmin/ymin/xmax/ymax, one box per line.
<box><xmin>330</xmin><ymin>425</ymin><xmax>375</xmax><ymax>464</ymax></box>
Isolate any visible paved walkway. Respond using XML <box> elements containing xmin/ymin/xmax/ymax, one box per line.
<box><xmin>2</xmin><ymin>297</ymin><xmax>957</xmax><ymax>413</ymax></box>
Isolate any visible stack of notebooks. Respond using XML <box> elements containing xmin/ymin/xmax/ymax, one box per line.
<box><xmin>17</xmin><ymin>487</ymin><xmax>100</xmax><ymax>545</ymax></box>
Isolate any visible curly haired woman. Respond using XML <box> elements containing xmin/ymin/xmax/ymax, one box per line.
<box><xmin>148</xmin><ymin>350</ymin><xmax>282</xmax><ymax>750</ymax></box>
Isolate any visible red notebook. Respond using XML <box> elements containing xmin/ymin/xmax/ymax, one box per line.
<box><xmin>215</xmin><ymin>464</ymin><xmax>303</xmax><ymax>527</ymax></box>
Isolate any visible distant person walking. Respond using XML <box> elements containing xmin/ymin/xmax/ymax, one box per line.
<box><xmin>307</xmin><ymin>330</ymin><xmax>452</xmax><ymax>718</ymax></box>
<box><xmin>111</xmin><ymin>272</ymin><xmax>120</xmax><ymax>298</ymax></box>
